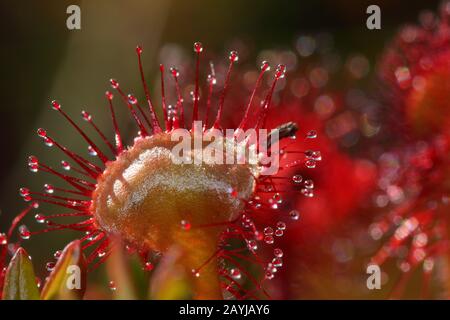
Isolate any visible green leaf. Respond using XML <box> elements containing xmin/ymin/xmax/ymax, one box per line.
<box><xmin>41</xmin><ymin>240</ymin><xmax>86</xmax><ymax>300</ymax></box>
<box><xmin>2</xmin><ymin>247</ymin><xmax>40</xmax><ymax>300</ymax></box>
<box><xmin>149</xmin><ymin>246</ymin><xmax>193</xmax><ymax>300</ymax></box>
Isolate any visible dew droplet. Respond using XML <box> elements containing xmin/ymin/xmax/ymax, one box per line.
<box><xmin>301</xmin><ymin>188</ymin><xmax>314</xmax><ymax>198</ymax></box>
<box><xmin>230</xmin><ymin>268</ymin><xmax>241</xmax><ymax>280</ymax></box>
<box><xmin>305</xmin><ymin>150</ymin><xmax>321</xmax><ymax>161</ymax></box>
<box><xmin>264</xmin><ymin>235</ymin><xmax>274</xmax><ymax>244</ymax></box>
<box><xmin>229</xmin><ymin>50</ymin><xmax>239</xmax><ymax>62</ymax></box>
<box><xmin>272</xmin><ymin>257</ymin><xmax>283</xmax><ymax>267</ymax></box>
<box><xmin>105</xmin><ymin>91</ymin><xmax>113</xmax><ymax>100</ymax></box>
<box><xmin>180</xmin><ymin>220</ymin><xmax>191</xmax><ymax>231</ymax></box>
<box><xmin>207</xmin><ymin>74</ymin><xmax>217</xmax><ymax>85</ymax></box>
<box><xmin>35</xmin><ymin>214</ymin><xmax>46</xmax><ymax>224</ymax></box>
<box><xmin>306</xmin><ymin>130</ymin><xmax>317</xmax><ymax>139</ymax></box>
<box><xmin>193</xmin><ymin>42</ymin><xmax>203</xmax><ymax>53</ymax></box>
<box><xmin>143</xmin><ymin>261</ymin><xmax>154</xmax><ymax>272</ymax></box>
<box><xmin>35</xmin><ymin>277</ymin><xmax>42</xmax><ymax>289</ymax></box>
<box><xmin>275</xmin><ymin>64</ymin><xmax>286</xmax><ymax>79</ymax></box>
<box><xmin>275</xmin><ymin>229</ymin><xmax>284</xmax><ymax>237</ymax></box>
<box><xmin>304</xmin><ymin>179</ymin><xmax>314</xmax><ymax>189</ymax></box>
<box><xmin>46</xmin><ymin>262</ymin><xmax>55</xmax><ymax>272</ymax></box>
<box><xmin>19</xmin><ymin>225</ymin><xmax>31</xmax><ymax>240</ymax></box>
<box><xmin>274</xmin><ymin>248</ymin><xmax>284</xmax><ymax>258</ymax></box>
<box><xmin>136</xmin><ymin>45</ymin><xmax>143</xmax><ymax>55</ymax></box>
<box><xmin>19</xmin><ymin>187</ymin><xmax>30</xmax><ymax>197</ymax></box>
<box><xmin>276</xmin><ymin>221</ymin><xmax>286</xmax><ymax>230</ymax></box>
<box><xmin>110</xmin><ymin>79</ymin><xmax>119</xmax><ymax>89</ymax></box>
<box><xmin>264</xmin><ymin>227</ymin><xmax>274</xmax><ymax>236</ymax></box>
<box><xmin>43</xmin><ymin>137</ymin><xmax>54</xmax><ymax>147</ymax></box>
<box><xmin>28</xmin><ymin>156</ymin><xmax>39</xmax><ymax>172</ymax></box>
<box><xmin>127</xmin><ymin>94</ymin><xmax>137</xmax><ymax>105</ymax></box>
<box><xmin>247</xmin><ymin>239</ymin><xmax>258</xmax><ymax>251</ymax></box>
<box><xmin>37</xmin><ymin>128</ymin><xmax>47</xmax><ymax>138</ymax></box>
<box><xmin>272</xmin><ymin>193</ymin><xmax>283</xmax><ymax>204</ymax></box>
<box><xmin>0</xmin><ymin>233</ymin><xmax>7</xmax><ymax>245</ymax></box>
<box><xmin>312</xmin><ymin>151</ymin><xmax>322</xmax><ymax>161</ymax></box>
<box><xmin>170</xmin><ymin>67</ymin><xmax>179</xmax><ymax>78</ymax></box>
<box><xmin>305</xmin><ymin>159</ymin><xmax>316</xmax><ymax>169</ymax></box>
<box><xmin>88</xmin><ymin>146</ymin><xmax>97</xmax><ymax>156</ymax></box>
<box><xmin>44</xmin><ymin>184</ymin><xmax>54</xmax><ymax>194</ymax></box>
<box><xmin>261</xmin><ymin>60</ymin><xmax>270</xmax><ymax>71</ymax></box>
<box><xmin>289</xmin><ymin>210</ymin><xmax>300</xmax><ymax>221</ymax></box>
<box><xmin>292</xmin><ymin>174</ymin><xmax>303</xmax><ymax>184</ymax></box>
<box><xmin>81</xmin><ymin>111</ymin><xmax>91</xmax><ymax>121</ymax></box>
<box><xmin>54</xmin><ymin>250</ymin><xmax>62</xmax><ymax>259</ymax></box>
<box><xmin>61</xmin><ymin>161</ymin><xmax>71</xmax><ymax>171</ymax></box>
<box><xmin>28</xmin><ymin>155</ymin><xmax>38</xmax><ymax>165</ymax></box>
<box><xmin>51</xmin><ymin>100</ymin><xmax>61</xmax><ymax>110</ymax></box>
<box><xmin>192</xmin><ymin>269</ymin><xmax>200</xmax><ymax>277</ymax></box>
<box><xmin>108</xmin><ymin>280</ymin><xmax>117</xmax><ymax>291</ymax></box>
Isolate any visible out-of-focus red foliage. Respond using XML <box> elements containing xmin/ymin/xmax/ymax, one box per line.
<box><xmin>366</xmin><ymin>2</ymin><xmax>450</xmax><ymax>299</ymax></box>
<box><xmin>261</xmin><ymin>94</ymin><xmax>378</xmax><ymax>298</ymax></box>
<box><xmin>378</xmin><ymin>1</ymin><xmax>450</xmax><ymax>138</ymax></box>
<box><xmin>267</xmin><ymin>102</ymin><xmax>377</xmax><ymax>233</ymax></box>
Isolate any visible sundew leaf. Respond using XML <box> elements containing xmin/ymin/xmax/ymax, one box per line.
<box><xmin>41</xmin><ymin>240</ymin><xmax>86</xmax><ymax>300</ymax></box>
<box><xmin>2</xmin><ymin>247</ymin><xmax>40</xmax><ymax>300</ymax></box>
<box><xmin>149</xmin><ymin>246</ymin><xmax>193</xmax><ymax>300</ymax></box>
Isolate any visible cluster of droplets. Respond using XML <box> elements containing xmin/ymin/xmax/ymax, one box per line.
<box><xmin>366</xmin><ymin>129</ymin><xmax>450</xmax><ymax>299</ymax></box>
<box><xmin>262</xmin><ymin>221</ymin><xmax>286</xmax><ymax>247</ymax></box>
<box><xmin>268</xmin><ymin>193</ymin><xmax>283</xmax><ymax>210</ymax></box>
<box><xmin>292</xmin><ymin>173</ymin><xmax>315</xmax><ymax>198</ymax></box>
<box><xmin>264</xmin><ymin>247</ymin><xmax>284</xmax><ymax>280</ymax></box>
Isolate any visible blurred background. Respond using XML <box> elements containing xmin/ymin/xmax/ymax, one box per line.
<box><xmin>0</xmin><ymin>0</ymin><xmax>444</xmax><ymax>298</ymax></box>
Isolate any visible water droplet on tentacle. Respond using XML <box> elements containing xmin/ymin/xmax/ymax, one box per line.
<box><xmin>193</xmin><ymin>42</ymin><xmax>203</xmax><ymax>53</ymax></box>
<box><xmin>230</xmin><ymin>268</ymin><xmax>241</xmax><ymax>280</ymax></box>
<box><xmin>44</xmin><ymin>184</ymin><xmax>54</xmax><ymax>194</ymax></box>
<box><xmin>143</xmin><ymin>261</ymin><xmax>154</xmax><ymax>272</ymax></box>
<box><xmin>108</xmin><ymin>280</ymin><xmax>117</xmax><ymax>291</ymax></box>
<box><xmin>19</xmin><ymin>225</ymin><xmax>31</xmax><ymax>240</ymax></box>
<box><xmin>0</xmin><ymin>233</ymin><xmax>7</xmax><ymax>245</ymax></box>
<box><xmin>229</xmin><ymin>51</ymin><xmax>239</xmax><ymax>62</ymax></box>
<box><xmin>35</xmin><ymin>214</ymin><xmax>46</xmax><ymax>224</ymax></box>
<box><xmin>46</xmin><ymin>262</ymin><xmax>55</xmax><ymax>272</ymax></box>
